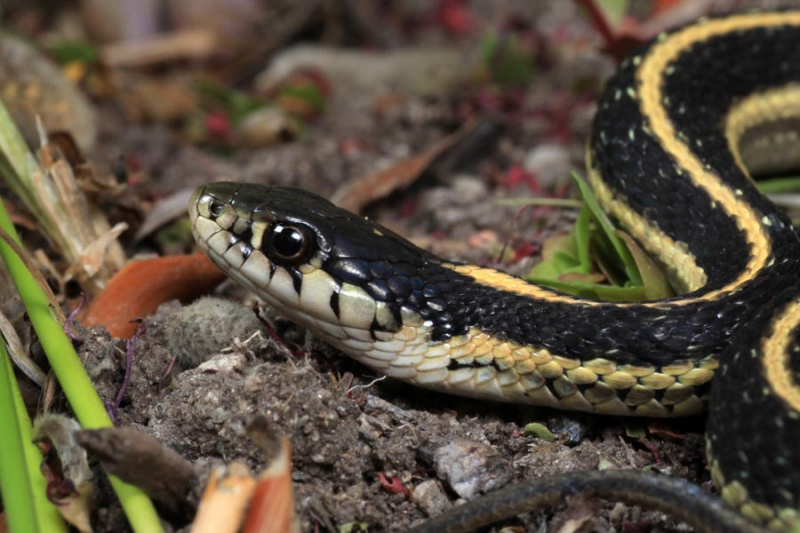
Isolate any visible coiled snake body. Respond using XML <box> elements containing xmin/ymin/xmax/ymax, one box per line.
<box><xmin>190</xmin><ymin>11</ymin><xmax>800</xmax><ymax>533</ymax></box>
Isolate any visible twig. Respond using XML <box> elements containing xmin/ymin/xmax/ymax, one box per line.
<box><xmin>346</xmin><ymin>375</ymin><xmax>387</xmax><ymax>396</ymax></box>
<box><xmin>108</xmin><ymin>320</ymin><xmax>145</xmax><ymax>422</ymax></box>
<box><xmin>64</xmin><ymin>295</ymin><xmax>87</xmax><ymax>343</ymax></box>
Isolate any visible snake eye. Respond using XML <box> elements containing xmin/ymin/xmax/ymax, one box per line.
<box><xmin>209</xmin><ymin>200</ymin><xmax>225</xmax><ymax>217</ymax></box>
<box><xmin>264</xmin><ymin>223</ymin><xmax>314</xmax><ymax>265</ymax></box>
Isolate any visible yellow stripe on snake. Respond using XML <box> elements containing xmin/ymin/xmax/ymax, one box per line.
<box><xmin>190</xmin><ymin>11</ymin><xmax>800</xmax><ymax>533</ymax></box>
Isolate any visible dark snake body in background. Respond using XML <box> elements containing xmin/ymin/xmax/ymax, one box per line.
<box><xmin>190</xmin><ymin>11</ymin><xmax>800</xmax><ymax>533</ymax></box>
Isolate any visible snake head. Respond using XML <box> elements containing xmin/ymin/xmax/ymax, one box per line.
<box><xmin>189</xmin><ymin>181</ymin><xmax>435</xmax><ymax>337</ymax></box>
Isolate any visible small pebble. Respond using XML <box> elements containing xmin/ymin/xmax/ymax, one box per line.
<box><xmin>239</xmin><ymin>106</ymin><xmax>297</xmax><ymax>146</ymax></box>
<box><xmin>432</xmin><ymin>438</ymin><xmax>514</xmax><ymax>499</ymax></box>
<box><xmin>523</xmin><ymin>143</ymin><xmax>572</xmax><ymax>188</ymax></box>
<box><xmin>411</xmin><ymin>479</ymin><xmax>452</xmax><ymax>517</ymax></box>
<box><xmin>197</xmin><ymin>351</ymin><xmax>248</xmax><ymax>374</ymax></box>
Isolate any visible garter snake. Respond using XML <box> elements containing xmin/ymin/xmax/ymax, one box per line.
<box><xmin>189</xmin><ymin>11</ymin><xmax>800</xmax><ymax>533</ymax></box>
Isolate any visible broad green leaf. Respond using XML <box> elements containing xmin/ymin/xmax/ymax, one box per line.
<box><xmin>591</xmin><ymin>227</ymin><xmax>628</xmax><ymax>287</ymax></box>
<box><xmin>529</xmin><ymin>258</ymin><xmax>563</xmax><ymax>280</ymax></box>
<box><xmin>553</xmin><ymin>250</ymin><xmax>581</xmax><ymax>272</ymax></box>
<box><xmin>573</xmin><ymin>172</ymin><xmax>642</xmax><ymax>285</ymax></box>
<box><xmin>523</xmin><ymin>422</ymin><xmax>555</xmax><ymax>442</ymax></box>
<box><xmin>616</xmin><ymin>231</ymin><xmax>674</xmax><ymax>300</ymax></box>
<box><xmin>529</xmin><ymin>233</ymin><xmax>576</xmax><ymax>278</ymax></box>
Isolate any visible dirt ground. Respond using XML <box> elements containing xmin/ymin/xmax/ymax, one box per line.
<box><xmin>77</xmin><ymin>298</ymin><xmax>709</xmax><ymax>532</ymax></box>
<box><xmin>2</xmin><ymin>0</ymin><xmax>797</xmax><ymax>532</ymax></box>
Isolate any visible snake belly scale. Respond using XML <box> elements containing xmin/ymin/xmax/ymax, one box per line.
<box><xmin>190</xmin><ymin>11</ymin><xmax>800</xmax><ymax>532</ymax></box>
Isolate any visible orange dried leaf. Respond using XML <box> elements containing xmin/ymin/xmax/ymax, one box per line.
<box><xmin>331</xmin><ymin>118</ymin><xmax>481</xmax><ymax>213</ymax></box>
<box><xmin>81</xmin><ymin>254</ymin><xmax>226</xmax><ymax>338</ymax></box>
<box><xmin>242</xmin><ymin>439</ymin><xmax>296</xmax><ymax>533</ymax></box>
<box><xmin>192</xmin><ymin>463</ymin><xmax>257</xmax><ymax>533</ymax></box>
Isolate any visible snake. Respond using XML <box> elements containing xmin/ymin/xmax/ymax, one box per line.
<box><xmin>188</xmin><ymin>10</ymin><xmax>800</xmax><ymax>533</ymax></box>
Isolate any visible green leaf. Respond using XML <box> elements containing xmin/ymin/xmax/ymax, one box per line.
<box><xmin>530</xmin><ymin>256</ymin><xmax>564</xmax><ymax>279</ymax></box>
<box><xmin>593</xmin><ymin>0</ymin><xmax>630</xmax><ymax>29</ymax></box>
<box><xmin>339</xmin><ymin>522</ymin><xmax>369</xmax><ymax>533</ymax></box>
<box><xmin>478</xmin><ymin>32</ymin><xmax>534</xmax><ymax>89</ymax></box>
<box><xmin>523</xmin><ymin>171</ymin><xmax>675</xmax><ymax>303</ymax></box>
<box><xmin>616</xmin><ymin>231</ymin><xmax>673</xmax><ymax>299</ymax></box>
<box><xmin>623</xmin><ymin>419</ymin><xmax>647</xmax><ymax>439</ymax></box>
<box><xmin>529</xmin><ymin>233</ymin><xmax>577</xmax><ymax>278</ymax></box>
<box><xmin>573</xmin><ymin>206</ymin><xmax>592</xmax><ymax>272</ymax></box>
<box><xmin>48</xmin><ymin>41</ymin><xmax>100</xmax><ymax>64</ymax></box>
<box><xmin>553</xmin><ymin>249</ymin><xmax>581</xmax><ymax>272</ymax></box>
<box><xmin>523</xmin><ymin>422</ymin><xmax>556</xmax><ymax>442</ymax></box>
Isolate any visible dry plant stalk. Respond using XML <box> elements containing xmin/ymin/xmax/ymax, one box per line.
<box><xmin>0</xmin><ymin>88</ymin><xmax>126</xmax><ymax>296</ymax></box>
<box><xmin>27</xmin><ymin>127</ymin><xmax>127</xmax><ymax>295</ymax></box>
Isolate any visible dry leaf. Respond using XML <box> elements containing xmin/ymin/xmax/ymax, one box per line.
<box><xmin>81</xmin><ymin>254</ymin><xmax>226</xmax><ymax>339</ymax></box>
<box><xmin>192</xmin><ymin>463</ymin><xmax>257</xmax><ymax>533</ymax></box>
<box><xmin>33</xmin><ymin>414</ymin><xmax>93</xmax><ymax>533</ymax></box>
<box><xmin>331</xmin><ymin>118</ymin><xmax>485</xmax><ymax>212</ymax></box>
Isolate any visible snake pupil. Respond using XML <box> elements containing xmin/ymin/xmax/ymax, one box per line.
<box><xmin>274</xmin><ymin>225</ymin><xmax>303</xmax><ymax>255</ymax></box>
<box><xmin>209</xmin><ymin>201</ymin><xmax>225</xmax><ymax>217</ymax></box>
<box><xmin>266</xmin><ymin>223</ymin><xmax>313</xmax><ymax>265</ymax></box>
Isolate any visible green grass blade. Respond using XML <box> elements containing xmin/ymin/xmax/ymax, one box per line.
<box><xmin>572</xmin><ymin>172</ymin><xmax>642</xmax><ymax>285</ymax></box>
<box><xmin>0</xmin><ymin>101</ymin><xmax>39</xmax><ymax>213</ymax></box>
<box><xmin>0</xmin><ymin>345</ymin><xmax>40</xmax><ymax>533</ymax></box>
<box><xmin>0</xmin><ymin>344</ymin><xmax>66</xmax><ymax>532</ymax></box>
<box><xmin>527</xmin><ymin>276</ymin><xmax>648</xmax><ymax>302</ymax></box>
<box><xmin>0</xmin><ymin>101</ymin><xmax>163</xmax><ymax>531</ymax></box>
<box><xmin>0</xmin><ymin>195</ymin><xmax>163</xmax><ymax>532</ymax></box>
<box><xmin>756</xmin><ymin>176</ymin><xmax>800</xmax><ymax>194</ymax></box>
<box><xmin>494</xmin><ymin>197</ymin><xmax>584</xmax><ymax>208</ymax></box>
<box><xmin>573</xmin><ymin>206</ymin><xmax>592</xmax><ymax>272</ymax></box>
